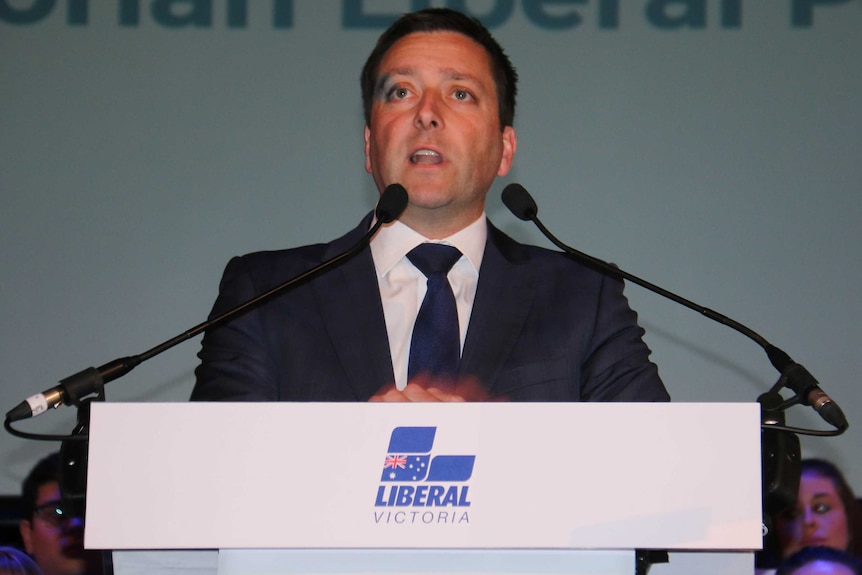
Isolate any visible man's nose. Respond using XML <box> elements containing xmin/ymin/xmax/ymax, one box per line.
<box><xmin>415</xmin><ymin>93</ymin><xmax>442</xmax><ymax>129</ymax></box>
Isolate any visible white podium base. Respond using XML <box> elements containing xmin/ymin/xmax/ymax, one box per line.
<box><xmin>112</xmin><ymin>550</ymin><xmax>217</xmax><ymax>574</ymax></box>
<box><xmin>111</xmin><ymin>549</ymin><xmax>753</xmax><ymax>575</ymax></box>
<box><xmin>220</xmin><ymin>549</ymin><xmax>631</xmax><ymax>574</ymax></box>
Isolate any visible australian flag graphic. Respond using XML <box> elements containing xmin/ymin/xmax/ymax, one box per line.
<box><xmin>381</xmin><ymin>426</ymin><xmax>475</xmax><ymax>482</ymax></box>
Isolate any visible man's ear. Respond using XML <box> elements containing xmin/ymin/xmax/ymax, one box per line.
<box><xmin>19</xmin><ymin>519</ymin><xmax>33</xmax><ymax>553</ymax></box>
<box><xmin>497</xmin><ymin>126</ymin><xmax>517</xmax><ymax>176</ymax></box>
<box><xmin>364</xmin><ymin>125</ymin><xmax>372</xmax><ymax>174</ymax></box>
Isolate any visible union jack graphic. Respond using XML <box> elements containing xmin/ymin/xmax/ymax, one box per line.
<box><xmin>384</xmin><ymin>454</ymin><xmax>408</xmax><ymax>470</ymax></box>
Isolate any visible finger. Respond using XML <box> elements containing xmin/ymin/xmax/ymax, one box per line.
<box><xmin>400</xmin><ymin>383</ymin><xmax>444</xmax><ymax>402</ymax></box>
<box><xmin>369</xmin><ymin>383</ymin><xmax>409</xmax><ymax>402</ymax></box>
<box><xmin>425</xmin><ymin>386</ymin><xmax>466</xmax><ymax>402</ymax></box>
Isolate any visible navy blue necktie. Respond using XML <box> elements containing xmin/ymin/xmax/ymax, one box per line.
<box><xmin>407</xmin><ymin>243</ymin><xmax>463</xmax><ymax>381</ymax></box>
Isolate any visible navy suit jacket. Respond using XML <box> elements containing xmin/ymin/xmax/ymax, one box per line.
<box><xmin>191</xmin><ymin>215</ymin><xmax>669</xmax><ymax>402</ymax></box>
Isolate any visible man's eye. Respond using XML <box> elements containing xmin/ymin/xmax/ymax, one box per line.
<box><xmin>386</xmin><ymin>86</ymin><xmax>410</xmax><ymax>100</ymax></box>
<box><xmin>453</xmin><ymin>89</ymin><xmax>472</xmax><ymax>101</ymax></box>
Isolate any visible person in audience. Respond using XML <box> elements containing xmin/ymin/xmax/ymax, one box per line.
<box><xmin>776</xmin><ymin>546</ymin><xmax>862</xmax><ymax>575</ymax></box>
<box><xmin>0</xmin><ymin>547</ymin><xmax>44</xmax><ymax>575</ymax></box>
<box><xmin>18</xmin><ymin>453</ymin><xmax>106</xmax><ymax>575</ymax></box>
<box><xmin>773</xmin><ymin>459</ymin><xmax>862</xmax><ymax>560</ymax></box>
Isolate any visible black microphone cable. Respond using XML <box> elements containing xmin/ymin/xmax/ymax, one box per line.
<box><xmin>5</xmin><ymin>184</ymin><xmax>409</xmax><ymax>440</ymax></box>
<box><xmin>501</xmin><ymin>183</ymin><xmax>847</xmax><ymax>437</ymax></box>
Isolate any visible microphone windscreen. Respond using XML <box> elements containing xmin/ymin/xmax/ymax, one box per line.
<box><xmin>376</xmin><ymin>184</ymin><xmax>409</xmax><ymax>223</ymax></box>
<box><xmin>502</xmin><ymin>183</ymin><xmax>538</xmax><ymax>221</ymax></box>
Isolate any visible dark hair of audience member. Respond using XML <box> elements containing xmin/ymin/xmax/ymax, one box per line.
<box><xmin>20</xmin><ymin>454</ymin><xmax>60</xmax><ymax>522</ymax></box>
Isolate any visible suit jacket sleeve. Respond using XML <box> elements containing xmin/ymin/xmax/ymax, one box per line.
<box><xmin>460</xmin><ymin>223</ymin><xmax>669</xmax><ymax>402</ymax></box>
<box><xmin>191</xmin><ymin>254</ymin><xmax>281</xmax><ymax>401</ymax></box>
<box><xmin>578</xmin><ymin>270</ymin><xmax>668</xmax><ymax>401</ymax></box>
<box><xmin>190</xmin><ymin>215</ymin><xmax>395</xmax><ymax>402</ymax></box>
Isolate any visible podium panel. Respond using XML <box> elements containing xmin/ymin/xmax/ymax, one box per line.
<box><xmin>218</xmin><ymin>549</ymin><xmax>634</xmax><ymax>575</ymax></box>
<box><xmin>110</xmin><ymin>549</ymin><xmax>754</xmax><ymax>575</ymax></box>
<box><xmin>87</xmin><ymin>402</ymin><xmax>760</xmax><ymax>551</ymax></box>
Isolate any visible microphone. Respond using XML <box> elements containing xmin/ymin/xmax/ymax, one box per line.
<box><xmin>5</xmin><ymin>184</ymin><xmax>409</xmax><ymax>424</ymax></box>
<box><xmin>501</xmin><ymin>183</ymin><xmax>848</xmax><ymax>432</ymax></box>
<box><xmin>376</xmin><ymin>183</ymin><xmax>408</xmax><ymax>223</ymax></box>
<box><xmin>501</xmin><ymin>183</ymin><xmax>537</xmax><ymax>221</ymax></box>
<box><xmin>768</xmin><ymin>348</ymin><xmax>848</xmax><ymax>433</ymax></box>
<box><xmin>5</xmin><ymin>359</ymin><xmax>138</xmax><ymax>425</ymax></box>
<box><xmin>8</xmin><ymin>386</ymin><xmax>64</xmax><ymax>421</ymax></box>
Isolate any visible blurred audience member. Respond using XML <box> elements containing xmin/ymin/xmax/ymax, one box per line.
<box><xmin>776</xmin><ymin>546</ymin><xmax>862</xmax><ymax>575</ymax></box>
<box><xmin>773</xmin><ymin>459</ymin><xmax>862</xmax><ymax>560</ymax></box>
<box><xmin>18</xmin><ymin>453</ymin><xmax>105</xmax><ymax>575</ymax></box>
<box><xmin>0</xmin><ymin>547</ymin><xmax>43</xmax><ymax>575</ymax></box>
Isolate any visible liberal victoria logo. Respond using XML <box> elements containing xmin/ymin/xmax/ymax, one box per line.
<box><xmin>374</xmin><ymin>426</ymin><xmax>474</xmax><ymax>525</ymax></box>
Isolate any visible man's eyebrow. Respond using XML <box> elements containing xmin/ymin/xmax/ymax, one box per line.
<box><xmin>374</xmin><ymin>67</ymin><xmax>415</xmax><ymax>98</ymax></box>
<box><xmin>439</xmin><ymin>68</ymin><xmax>480</xmax><ymax>82</ymax></box>
<box><xmin>383</xmin><ymin>66</ymin><xmax>417</xmax><ymax>78</ymax></box>
<box><xmin>375</xmin><ymin>66</ymin><xmax>416</xmax><ymax>90</ymax></box>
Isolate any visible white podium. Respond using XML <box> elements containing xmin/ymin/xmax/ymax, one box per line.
<box><xmin>85</xmin><ymin>402</ymin><xmax>762</xmax><ymax>575</ymax></box>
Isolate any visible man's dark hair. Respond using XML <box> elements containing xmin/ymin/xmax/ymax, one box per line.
<box><xmin>21</xmin><ymin>453</ymin><xmax>59</xmax><ymax>521</ymax></box>
<box><xmin>360</xmin><ymin>8</ymin><xmax>518</xmax><ymax>130</ymax></box>
<box><xmin>776</xmin><ymin>546</ymin><xmax>862</xmax><ymax>575</ymax></box>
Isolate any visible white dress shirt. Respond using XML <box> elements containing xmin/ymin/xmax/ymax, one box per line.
<box><xmin>369</xmin><ymin>214</ymin><xmax>486</xmax><ymax>390</ymax></box>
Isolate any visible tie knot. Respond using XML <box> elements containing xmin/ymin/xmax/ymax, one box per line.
<box><xmin>407</xmin><ymin>243</ymin><xmax>462</xmax><ymax>277</ymax></box>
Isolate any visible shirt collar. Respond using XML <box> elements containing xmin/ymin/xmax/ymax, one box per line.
<box><xmin>370</xmin><ymin>213</ymin><xmax>487</xmax><ymax>277</ymax></box>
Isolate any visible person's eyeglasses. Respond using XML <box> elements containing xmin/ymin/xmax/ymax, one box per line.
<box><xmin>32</xmin><ymin>501</ymin><xmax>69</xmax><ymax>528</ymax></box>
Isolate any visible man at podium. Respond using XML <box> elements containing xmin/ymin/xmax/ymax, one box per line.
<box><xmin>190</xmin><ymin>8</ymin><xmax>669</xmax><ymax>406</ymax></box>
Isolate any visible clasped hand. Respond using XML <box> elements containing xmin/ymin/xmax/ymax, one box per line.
<box><xmin>369</xmin><ymin>374</ymin><xmax>498</xmax><ymax>402</ymax></box>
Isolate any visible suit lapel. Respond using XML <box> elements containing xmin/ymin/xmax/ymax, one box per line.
<box><xmin>459</xmin><ymin>223</ymin><xmax>535</xmax><ymax>394</ymax></box>
<box><xmin>308</xmin><ymin>218</ymin><xmax>535</xmax><ymax>399</ymax></box>
<box><xmin>312</xmin><ymin>216</ymin><xmax>395</xmax><ymax>400</ymax></box>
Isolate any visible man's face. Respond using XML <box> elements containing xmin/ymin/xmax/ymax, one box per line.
<box><xmin>19</xmin><ymin>481</ymin><xmax>89</xmax><ymax>575</ymax></box>
<box><xmin>364</xmin><ymin>31</ymin><xmax>516</xmax><ymax>238</ymax></box>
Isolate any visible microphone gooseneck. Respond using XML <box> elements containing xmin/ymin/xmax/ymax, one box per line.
<box><xmin>501</xmin><ymin>183</ymin><xmax>847</xmax><ymax>434</ymax></box>
<box><xmin>5</xmin><ymin>185</ymin><xmax>410</xmax><ymax>429</ymax></box>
